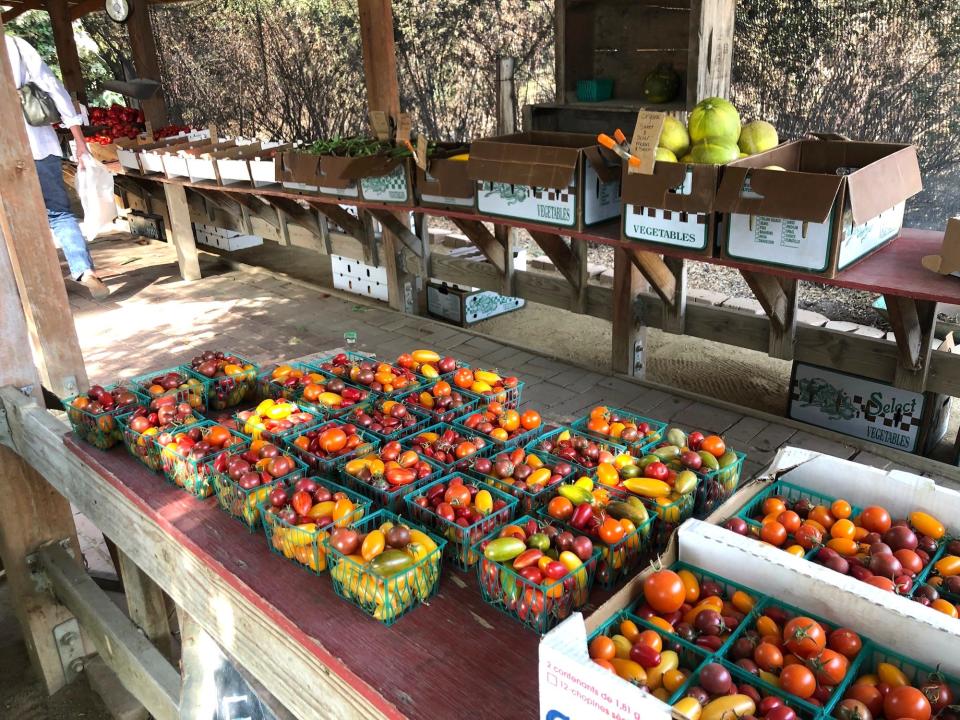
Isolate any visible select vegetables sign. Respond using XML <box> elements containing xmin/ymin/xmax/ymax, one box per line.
<box><xmin>789</xmin><ymin>363</ymin><xmax>928</xmax><ymax>453</ymax></box>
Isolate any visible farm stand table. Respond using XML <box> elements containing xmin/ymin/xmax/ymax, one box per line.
<box><xmin>0</xmin><ymin>386</ymin><xmax>542</xmax><ymax>719</ymax></box>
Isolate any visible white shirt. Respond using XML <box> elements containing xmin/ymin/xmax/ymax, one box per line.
<box><xmin>5</xmin><ymin>34</ymin><xmax>83</xmax><ymax>161</ymax></box>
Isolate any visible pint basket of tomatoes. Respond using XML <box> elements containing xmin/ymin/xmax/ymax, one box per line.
<box><xmin>404</xmin><ymin>473</ymin><xmax>519</xmax><ymax>570</ymax></box>
<box><xmin>63</xmin><ymin>383</ymin><xmax>146</xmax><ymax>450</ymax></box>
<box><xmin>834</xmin><ymin>643</ymin><xmax>959</xmax><ymax>720</ymax></box>
<box><xmin>456</xmin><ymin>401</ymin><xmax>544</xmax><ymax>448</ymax></box>
<box><xmin>338</xmin><ymin>441</ymin><xmax>440</xmax><ymax>512</ymax></box>
<box><xmin>923</xmin><ymin>541</ymin><xmax>960</xmax><ymax>618</ymax></box>
<box><xmin>395</xmin><ymin>380</ymin><xmax>482</xmax><ymax>423</ymax></box>
<box><xmin>448</xmin><ymin>366</ymin><xmax>523</xmax><ymax>409</ymax></box>
<box><xmin>571</xmin><ymin>406</ymin><xmax>667</xmax><ymax>455</ymax></box>
<box><xmin>395</xmin><ymin>349</ymin><xmax>463</xmax><ymax>381</ymax></box>
<box><xmin>526</xmin><ymin>426</ymin><xmax>628</xmax><ymax>475</ymax></box>
<box><xmin>587</xmin><ymin>609</ymin><xmax>711</xmax><ymax>705</ymax></box>
<box><xmin>400</xmin><ymin>423</ymin><xmax>487</xmax><ymax>471</ymax></box>
<box><xmin>258</xmin><ymin>363</ymin><xmax>369</xmax><ymax>418</ymax></box>
<box><xmin>311</xmin><ymin>351</ymin><xmax>419</xmax><ymax>396</ymax></box>
<box><xmin>234</xmin><ymin>399</ymin><xmax>321</xmax><ymax>443</ymax></box>
<box><xmin>158</xmin><ymin>421</ymin><xmax>250</xmax><ymax>498</ymax></box>
<box><xmin>133</xmin><ymin>366</ymin><xmax>209</xmax><ymax>413</ymax></box>
<box><xmin>465</xmin><ymin>446</ymin><xmax>577</xmax><ymax>515</ymax></box>
<box><xmin>675</xmin><ymin>657</ymin><xmax>823</xmax><ymax>720</ymax></box>
<box><xmin>723</xmin><ymin>597</ymin><xmax>865</xmax><ymax>715</ymax></box>
<box><xmin>632</xmin><ymin>563</ymin><xmax>759</xmax><ymax>657</ymax></box>
<box><xmin>260</xmin><ymin>478</ymin><xmax>371</xmax><ymax>575</ymax></box>
<box><xmin>541</xmin><ymin>477</ymin><xmax>655</xmax><ymax>588</ymax></box>
<box><xmin>118</xmin><ymin>400</ymin><xmax>201</xmax><ymax>471</ymax></box>
<box><xmin>324</xmin><ymin>509</ymin><xmax>446</xmax><ymax>625</ymax></box>
<box><xmin>211</xmin><ymin>440</ymin><xmax>308</xmax><ymax>530</ymax></box>
<box><xmin>341</xmin><ymin>396</ymin><xmax>431</xmax><ymax>442</ymax></box>
<box><xmin>285</xmin><ymin>421</ymin><xmax>379</xmax><ymax>474</ymax></box>
<box><xmin>186</xmin><ymin>350</ymin><xmax>259</xmax><ymax>410</ymax></box>
<box><xmin>472</xmin><ymin>515</ymin><xmax>600</xmax><ymax>635</ymax></box>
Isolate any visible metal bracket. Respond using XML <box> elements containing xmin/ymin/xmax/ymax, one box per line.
<box><xmin>53</xmin><ymin>618</ymin><xmax>85</xmax><ymax>683</ymax></box>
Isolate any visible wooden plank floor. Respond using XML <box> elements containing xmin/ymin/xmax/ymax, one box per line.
<box><xmin>69</xmin><ymin>237</ymin><xmax>959</xmax><ymax>487</ymax></box>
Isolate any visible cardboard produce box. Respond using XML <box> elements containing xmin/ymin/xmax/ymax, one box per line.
<box><xmin>279</xmin><ymin>149</ymin><xmax>414</xmax><ymax>204</ymax></box>
<box><xmin>540</xmin><ymin>447</ymin><xmax>960</xmax><ymax>719</ymax></box>
<box><xmin>414</xmin><ymin>146</ymin><xmax>473</xmax><ymax>210</ymax></box>
<box><xmin>468</xmin><ymin>132</ymin><xmax>621</xmax><ymax>230</ymax></box>
<box><xmin>621</xmin><ymin>163</ymin><xmax>721</xmax><ymax>256</ymax></box>
<box><xmin>789</xmin><ymin>359</ymin><xmax>952</xmax><ymax>454</ymax></box>
<box><xmin>124</xmin><ymin>130</ymin><xmax>211</xmax><ymax>175</ymax></box>
<box><xmin>215</xmin><ymin>142</ymin><xmax>290</xmax><ymax>188</ymax></box>
<box><xmin>715</xmin><ymin>139</ymin><xmax>922</xmax><ymax>277</ymax></box>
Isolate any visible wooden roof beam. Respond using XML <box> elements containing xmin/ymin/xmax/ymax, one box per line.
<box><xmin>2</xmin><ymin>1</ymin><xmax>42</xmax><ymax>23</ymax></box>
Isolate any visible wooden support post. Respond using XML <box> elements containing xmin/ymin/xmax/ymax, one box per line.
<box><xmin>161</xmin><ymin>184</ymin><xmax>201</xmax><ymax>281</ymax></box>
<box><xmin>611</xmin><ymin>247</ymin><xmax>646</xmax><ymax>378</ymax></box>
<box><xmin>662</xmin><ymin>257</ymin><xmax>687</xmax><ymax>334</ymax></box>
<box><xmin>357</xmin><ymin>0</ymin><xmax>401</xmax><ymax>116</ymax></box>
<box><xmin>359</xmin><ymin>211</ymin><xmax>379</xmax><ymax>266</ymax></box>
<box><xmin>239</xmin><ymin>204</ymin><xmax>253</xmax><ymax>236</ymax></box>
<box><xmin>276</xmin><ymin>207</ymin><xmax>291</xmax><ymax>246</ymax></box>
<box><xmin>316</xmin><ymin>210</ymin><xmax>333</xmax><ymax>255</ymax></box>
<box><xmin>496</xmin><ymin>57</ymin><xmax>517</xmax><ymax>135</ymax></box>
<box><xmin>0</xmin><ymin>16</ymin><xmax>88</xmax><ymax>398</ymax></box>
<box><xmin>367</xmin><ymin>208</ymin><xmax>423</xmax><ymax>257</ymax></box>
<box><xmin>312</xmin><ymin>203</ymin><xmax>366</xmax><ymax>248</ymax></box>
<box><xmin>496</xmin><ymin>225</ymin><xmax>515</xmax><ymax>296</ymax></box>
<box><xmin>884</xmin><ymin>295</ymin><xmax>937</xmax><ymax>392</ymax></box>
<box><xmin>740</xmin><ymin>270</ymin><xmax>799</xmax><ymax>358</ymax></box>
<box><xmin>126</xmin><ymin>0</ymin><xmax>167</xmax><ymax>128</ymax></box>
<box><xmin>116</xmin><ymin>550</ymin><xmax>174</xmax><ymax>662</ymax></box>
<box><xmin>46</xmin><ymin>0</ymin><xmax>85</xmax><ymax>102</ymax></box>
<box><xmin>626</xmin><ymin>248</ymin><xmax>676</xmax><ymax>305</ymax></box>
<box><xmin>450</xmin><ymin>218</ymin><xmax>505</xmax><ymax>272</ymax></box>
<box><xmin>0</xmin><ymin>445</ymin><xmax>82</xmax><ymax>694</ymax></box>
<box><xmin>573</xmin><ymin>236</ymin><xmax>588</xmax><ymax>314</ymax></box>
<box><xmin>414</xmin><ymin>212</ymin><xmax>430</xmax><ymax>314</ymax></box>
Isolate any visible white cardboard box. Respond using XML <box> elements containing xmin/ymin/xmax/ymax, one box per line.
<box><xmin>540</xmin><ymin>447</ymin><xmax>960</xmax><ymax>720</ymax></box>
<box><xmin>331</xmin><ymin>255</ymin><xmax>389</xmax><ymax>302</ymax></box>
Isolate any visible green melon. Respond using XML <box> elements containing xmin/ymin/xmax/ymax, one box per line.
<box><xmin>688</xmin><ymin>97</ymin><xmax>741</xmax><ymax>145</ymax></box>
<box><xmin>738</xmin><ymin>120</ymin><xmax>779</xmax><ymax>155</ymax></box>
<box><xmin>690</xmin><ymin>141</ymin><xmax>740</xmax><ymax>165</ymax></box>
<box><xmin>655</xmin><ymin>147</ymin><xmax>678</xmax><ymax>162</ymax></box>
<box><xmin>658</xmin><ymin>116</ymin><xmax>690</xmax><ymax>158</ymax></box>
<box><xmin>643</xmin><ymin>64</ymin><xmax>681</xmax><ymax>104</ymax></box>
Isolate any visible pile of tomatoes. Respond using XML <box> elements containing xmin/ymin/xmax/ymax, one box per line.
<box><xmin>545</xmin><ymin>478</ymin><xmax>652</xmax><ymax>586</ymax></box>
<box><xmin>578</xmin><ymin>405</ymin><xmax>663</xmax><ymax>451</ymax></box>
<box><xmin>477</xmin><ymin>517</ymin><xmax>596</xmax><ymax>633</ymax></box>
<box><xmin>261</xmin><ymin>364</ymin><xmax>367</xmax><ymax>412</ymax></box>
<box><xmin>589</xmin><ymin>617</ymin><xmax>701</xmax><ymax>701</ymax></box>
<box><xmin>457</xmin><ymin>401</ymin><xmax>542</xmax><ymax>444</ymax></box>
<box><xmin>638</xmin><ymin>567</ymin><xmax>756</xmax><ymax>654</ymax></box>
<box><xmin>187</xmin><ymin>350</ymin><xmax>258</xmax><ymax>410</ymax></box>
<box><xmin>727</xmin><ymin>490</ymin><xmax>949</xmax><ymax>599</ymax></box>
<box><xmin>316</xmin><ymin>353</ymin><xmax>418</xmax><ymax>395</ymax></box>
<box><xmin>917</xmin><ymin>545</ymin><xmax>960</xmax><ymax>619</ymax></box>
<box><xmin>87</xmin><ymin>104</ymin><xmax>145</xmax><ymax>143</ymax></box>
<box><xmin>66</xmin><ymin>384</ymin><xmax>142</xmax><ymax>449</ymax></box>
<box><xmin>212</xmin><ymin>440</ymin><xmax>305</xmax><ymax>526</ymax></box>
<box><xmin>729</xmin><ymin>603</ymin><xmax>861</xmax><ymax>707</ymax></box>
<box><xmin>121</xmin><ymin>401</ymin><xmax>200</xmax><ymax>470</ymax></box>
<box><xmin>395</xmin><ymin>349</ymin><xmax>459</xmax><ymax>379</ymax></box>
<box><xmin>532</xmin><ymin>428</ymin><xmax>621</xmax><ymax>471</ymax></box>
<box><xmin>343</xmin><ymin>397</ymin><xmax>426</xmax><ymax>440</ymax></box>
<box><xmin>406</xmin><ymin>475</ymin><xmax>514</xmax><ymax>568</ymax></box>
<box><xmin>838</xmin><ymin>654</ymin><xmax>957</xmax><ymax>720</ymax></box>
<box><xmin>137</xmin><ymin>368</ymin><xmax>206</xmax><ymax>412</ymax></box>
<box><xmin>400</xmin><ymin>379</ymin><xmax>477</xmax><ymax>423</ymax></box>
<box><xmin>401</xmin><ymin>424</ymin><xmax>485</xmax><ymax>468</ymax></box>
<box><xmin>160</xmin><ymin>423</ymin><xmax>245</xmax><ymax>497</ymax></box>
<box><xmin>289</xmin><ymin>422</ymin><xmax>371</xmax><ymax>470</ymax></box>
<box><xmin>468</xmin><ymin>447</ymin><xmax>574</xmax><ymax>512</ymax></box>
<box><xmin>341</xmin><ymin>441</ymin><xmax>436</xmax><ymax>493</ymax></box>
<box><xmin>233</xmin><ymin>398</ymin><xmax>317</xmax><ymax>441</ymax></box>
<box><xmin>673</xmin><ymin>661</ymin><xmax>808</xmax><ymax>720</ymax></box>
<box><xmin>450</xmin><ymin>366</ymin><xmax>520</xmax><ymax>405</ymax></box>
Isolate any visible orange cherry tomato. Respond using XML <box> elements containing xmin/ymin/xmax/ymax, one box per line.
<box><xmin>760</xmin><ymin>520</ymin><xmax>788</xmax><ymax>547</ymax></box>
<box><xmin>780</xmin><ymin>664</ymin><xmax>817</xmax><ymax>699</ymax></box>
<box><xmin>598</xmin><ymin>517</ymin><xmax>627</xmax><ymax>544</ymax></box>
<box><xmin>636</xmin><ymin>630</ymin><xmax>663</xmax><ymax>652</ymax></box>
<box><xmin>643</xmin><ymin>569</ymin><xmax>686</xmax><ymax>614</ymax></box>
<box><xmin>520</xmin><ymin>410</ymin><xmax>542</xmax><ymax>430</ymax></box>
<box><xmin>860</xmin><ymin>505</ymin><xmax>892</xmax><ymax>533</ymax></box>
<box><xmin>831</xmin><ymin>499</ymin><xmax>852</xmax><ymax>519</ymax></box>
<box><xmin>809</xmin><ymin>505</ymin><xmax>836</xmax><ymax>530</ymax></box>
<box><xmin>589</xmin><ymin>635</ymin><xmax>616</xmax><ymax>660</ymax></box>
<box><xmin>700</xmin><ymin>435</ymin><xmax>726</xmax><ymax>457</ymax></box>
<box><xmin>763</xmin><ymin>497</ymin><xmax>787</xmax><ymax>516</ymax></box>
<box><xmin>547</xmin><ymin>496</ymin><xmax>574</xmax><ymax>521</ymax></box>
<box><xmin>778</xmin><ymin>510</ymin><xmax>801</xmax><ymax>534</ymax></box>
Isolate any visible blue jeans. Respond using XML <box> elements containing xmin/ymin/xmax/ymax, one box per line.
<box><xmin>35</xmin><ymin>154</ymin><xmax>93</xmax><ymax>279</ymax></box>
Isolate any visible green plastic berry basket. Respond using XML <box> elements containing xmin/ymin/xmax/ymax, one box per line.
<box><xmin>537</xmin><ymin>485</ymin><xmax>656</xmax><ymax>589</ymax></box>
<box><xmin>211</xmin><ymin>453</ymin><xmax>308</xmax><ymax>531</ymax></box>
<box><xmin>283</xmin><ymin>423</ymin><xmax>380</xmax><ymax>475</ymax></box>
<box><xmin>132</xmin><ymin>366</ymin><xmax>209</xmax><ymax>413</ymax></box>
<box><xmin>259</xmin><ymin>479</ymin><xmax>372</xmax><ymax>575</ymax></box>
<box><xmin>570</xmin><ymin>408</ymin><xmax>667</xmax><ymax>454</ymax></box>
<box><xmin>158</xmin><ymin>420</ymin><xmax>250</xmax><ymax>498</ymax></box>
<box><xmin>472</xmin><ymin>514</ymin><xmax>601</xmax><ymax>635</ymax></box>
<box><xmin>340</xmin><ymin>396</ymin><xmax>432</xmax><ymax>443</ymax></box>
<box><xmin>185</xmin><ymin>352</ymin><xmax>259</xmax><ymax>411</ymax></box>
<box><xmin>404</xmin><ymin>473</ymin><xmax>519</xmax><ymax>570</ymax></box>
<box><xmin>305</xmin><ymin>350</ymin><xmax>421</xmax><ymax>398</ymax></box>
<box><xmin>523</xmin><ymin>426</ymin><xmax>628</xmax><ymax>477</ymax></box>
<box><xmin>576</xmin><ymin>78</ymin><xmax>613</xmax><ymax>102</ymax></box>
<box><xmin>336</xmin><ymin>451</ymin><xmax>442</xmax><ymax>513</ymax></box>
<box><xmin>588</xmin><ymin>609</ymin><xmax>711</xmax><ymax>703</ymax></box>
<box><xmin>399</xmin><ymin>422</ymin><xmax>487</xmax><ymax>472</ymax></box>
<box><xmin>61</xmin><ymin>383</ymin><xmax>147</xmax><ymax>450</ymax></box>
<box><xmin>464</xmin><ymin>443</ymin><xmax>577</xmax><ymax>515</ymax></box>
<box><xmin>394</xmin><ymin>383</ymin><xmax>483</xmax><ymax>424</ymax></box>
<box><xmin>323</xmin><ymin>509</ymin><xmax>446</xmax><ymax>626</ymax></box>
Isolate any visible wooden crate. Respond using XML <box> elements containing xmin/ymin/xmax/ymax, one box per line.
<box><xmin>528</xmin><ymin>0</ymin><xmax>735</xmax><ymax>132</ymax></box>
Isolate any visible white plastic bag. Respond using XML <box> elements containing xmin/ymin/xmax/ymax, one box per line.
<box><xmin>76</xmin><ymin>156</ymin><xmax>117</xmax><ymax>240</ymax></box>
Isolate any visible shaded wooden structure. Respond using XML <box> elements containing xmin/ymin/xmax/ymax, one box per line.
<box><xmin>1</xmin><ymin>0</ymin><xmax>959</xmax><ymax>717</ymax></box>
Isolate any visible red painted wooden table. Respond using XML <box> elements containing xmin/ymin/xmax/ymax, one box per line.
<box><xmin>65</xmin><ymin>434</ymin><xmax>554</xmax><ymax>719</ymax></box>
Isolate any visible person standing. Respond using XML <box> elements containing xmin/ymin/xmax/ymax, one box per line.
<box><xmin>5</xmin><ymin>33</ymin><xmax>109</xmax><ymax>299</ymax></box>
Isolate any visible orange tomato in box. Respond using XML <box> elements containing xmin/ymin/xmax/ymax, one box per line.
<box><xmin>453</xmin><ymin>368</ymin><xmax>474</xmax><ymax>389</ymax></box>
<box><xmin>319</xmin><ymin>428</ymin><xmax>347</xmax><ymax>453</ymax></box>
